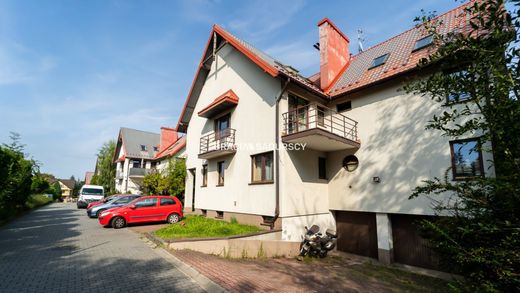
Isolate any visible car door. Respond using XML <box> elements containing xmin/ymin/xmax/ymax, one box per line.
<box><xmin>157</xmin><ymin>197</ymin><xmax>177</xmax><ymax>221</ymax></box>
<box><xmin>128</xmin><ymin>197</ymin><xmax>158</xmax><ymax>223</ymax></box>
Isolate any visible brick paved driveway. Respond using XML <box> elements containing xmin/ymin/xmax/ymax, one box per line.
<box><xmin>0</xmin><ymin>203</ymin><xmax>205</xmax><ymax>293</ymax></box>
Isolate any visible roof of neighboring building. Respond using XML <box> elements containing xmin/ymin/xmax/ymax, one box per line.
<box><xmin>154</xmin><ymin>136</ymin><xmax>186</xmax><ymax>160</ymax></box>
<box><xmin>117</xmin><ymin>127</ymin><xmax>160</xmax><ymax>160</ymax></box>
<box><xmin>176</xmin><ymin>1</ymin><xmax>471</xmax><ymax>131</ymax></box>
<box><xmin>58</xmin><ymin>179</ymin><xmax>75</xmax><ymax>190</ymax></box>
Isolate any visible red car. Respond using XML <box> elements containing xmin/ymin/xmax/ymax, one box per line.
<box><xmin>98</xmin><ymin>195</ymin><xmax>183</xmax><ymax>229</ymax></box>
<box><xmin>86</xmin><ymin>194</ymin><xmax>125</xmax><ymax>209</ymax></box>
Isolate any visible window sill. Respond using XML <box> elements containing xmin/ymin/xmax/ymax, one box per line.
<box><xmin>200</xmin><ymin>185</ymin><xmax>207</xmax><ymax>188</ymax></box>
<box><xmin>249</xmin><ymin>181</ymin><xmax>274</xmax><ymax>185</ymax></box>
<box><xmin>452</xmin><ymin>176</ymin><xmax>483</xmax><ymax>181</ymax></box>
<box><xmin>216</xmin><ymin>184</ymin><xmax>224</xmax><ymax>187</ymax></box>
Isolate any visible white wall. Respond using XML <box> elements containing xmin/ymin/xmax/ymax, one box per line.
<box><xmin>184</xmin><ymin>44</ymin><xmax>280</xmax><ymax>216</ymax></box>
<box><xmin>327</xmin><ymin>80</ymin><xmax>494</xmax><ymax>215</ymax></box>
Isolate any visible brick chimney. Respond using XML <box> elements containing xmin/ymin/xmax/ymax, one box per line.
<box><xmin>159</xmin><ymin>127</ymin><xmax>178</xmax><ymax>152</ymax></box>
<box><xmin>318</xmin><ymin>18</ymin><xmax>350</xmax><ymax>91</ymax></box>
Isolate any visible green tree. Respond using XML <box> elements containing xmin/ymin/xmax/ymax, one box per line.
<box><xmin>404</xmin><ymin>1</ymin><xmax>520</xmax><ymax>291</ymax></box>
<box><xmin>31</xmin><ymin>174</ymin><xmax>51</xmax><ymax>194</ymax></box>
<box><xmin>91</xmin><ymin>140</ymin><xmax>116</xmax><ymax>194</ymax></box>
<box><xmin>0</xmin><ymin>133</ymin><xmax>34</xmax><ymax>219</ymax></box>
<box><xmin>50</xmin><ymin>181</ymin><xmax>62</xmax><ymax>201</ymax></box>
<box><xmin>141</xmin><ymin>158</ymin><xmax>186</xmax><ymax>203</ymax></box>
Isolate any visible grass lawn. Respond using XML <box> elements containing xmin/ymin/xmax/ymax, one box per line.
<box><xmin>154</xmin><ymin>215</ymin><xmax>263</xmax><ymax>240</ymax></box>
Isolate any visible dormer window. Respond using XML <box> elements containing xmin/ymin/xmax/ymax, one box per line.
<box><xmin>413</xmin><ymin>35</ymin><xmax>433</xmax><ymax>51</ymax></box>
<box><xmin>140</xmin><ymin>145</ymin><xmax>147</xmax><ymax>151</ymax></box>
<box><xmin>153</xmin><ymin>146</ymin><xmax>158</xmax><ymax>152</ymax></box>
<box><xmin>369</xmin><ymin>54</ymin><xmax>389</xmax><ymax>69</ymax></box>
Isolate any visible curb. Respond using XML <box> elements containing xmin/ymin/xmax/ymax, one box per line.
<box><xmin>137</xmin><ymin>230</ymin><xmax>228</xmax><ymax>293</ymax></box>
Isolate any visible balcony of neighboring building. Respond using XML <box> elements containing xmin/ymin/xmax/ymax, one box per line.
<box><xmin>128</xmin><ymin>167</ymin><xmax>151</xmax><ymax>178</ymax></box>
<box><xmin>198</xmin><ymin>128</ymin><xmax>237</xmax><ymax>160</ymax></box>
<box><xmin>281</xmin><ymin>103</ymin><xmax>360</xmax><ymax>152</ymax></box>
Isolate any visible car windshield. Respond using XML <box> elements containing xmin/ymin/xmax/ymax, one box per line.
<box><xmin>82</xmin><ymin>188</ymin><xmax>103</xmax><ymax>195</ymax></box>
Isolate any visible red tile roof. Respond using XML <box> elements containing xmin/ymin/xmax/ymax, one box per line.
<box><xmin>154</xmin><ymin>136</ymin><xmax>186</xmax><ymax>160</ymax></box>
<box><xmin>176</xmin><ymin>1</ymin><xmax>472</xmax><ymax>131</ymax></box>
<box><xmin>197</xmin><ymin>89</ymin><xmax>239</xmax><ymax>117</ymax></box>
<box><xmin>328</xmin><ymin>2</ymin><xmax>472</xmax><ymax>97</ymax></box>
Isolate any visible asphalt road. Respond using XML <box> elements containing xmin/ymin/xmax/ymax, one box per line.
<box><xmin>0</xmin><ymin>203</ymin><xmax>205</xmax><ymax>293</ymax></box>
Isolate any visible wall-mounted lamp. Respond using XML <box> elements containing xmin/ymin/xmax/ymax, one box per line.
<box><xmin>372</xmin><ymin>176</ymin><xmax>381</xmax><ymax>183</ymax></box>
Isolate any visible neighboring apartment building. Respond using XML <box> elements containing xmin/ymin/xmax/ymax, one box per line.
<box><xmin>113</xmin><ymin>127</ymin><xmax>185</xmax><ymax>194</ymax></box>
<box><xmin>176</xmin><ymin>2</ymin><xmax>493</xmax><ymax>269</ymax></box>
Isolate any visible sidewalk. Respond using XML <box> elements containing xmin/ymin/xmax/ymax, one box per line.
<box><xmin>171</xmin><ymin>249</ymin><xmax>450</xmax><ymax>292</ymax></box>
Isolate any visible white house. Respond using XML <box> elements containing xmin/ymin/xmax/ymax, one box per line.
<box><xmin>113</xmin><ymin>127</ymin><xmax>185</xmax><ymax>194</ymax></box>
<box><xmin>176</xmin><ymin>2</ymin><xmax>493</xmax><ymax>269</ymax></box>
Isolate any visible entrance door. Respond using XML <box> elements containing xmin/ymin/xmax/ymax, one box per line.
<box><xmin>288</xmin><ymin>95</ymin><xmax>309</xmax><ymax>133</ymax></box>
<box><xmin>189</xmin><ymin>168</ymin><xmax>196</xmax><ymax>212</ymax></box>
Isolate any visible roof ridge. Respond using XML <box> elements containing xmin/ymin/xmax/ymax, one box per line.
<box><xmin>349</xmin><ymin>1</ymin><xmax>471</xmax><ymax>60</ymax></box>
<box><xmin>121</xmin><ymin>127</ymin><xmax>160</xmax><ymax>136</ymax></box>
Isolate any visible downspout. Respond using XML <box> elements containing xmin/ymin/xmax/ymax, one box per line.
<box><xmin>271</xmin><ymin>78</ymin><xmax>291</xmax><ymax>229</ymax></box>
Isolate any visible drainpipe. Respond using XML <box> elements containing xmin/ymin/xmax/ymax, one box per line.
<box><xmin>271</xmin><ymin>78</ymin><xmax>290</xmax><ymax>229</ymax></box>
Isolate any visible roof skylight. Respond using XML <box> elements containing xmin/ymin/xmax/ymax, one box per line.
<box><xmin>413</xmin><ymin>35</ymin><xmax>433</xmax><ymax>51</ymax></box>
<box><xmin>370</xmin><ymin>53</ymin><xmax>389</xmax><ymax>69</ymax></box>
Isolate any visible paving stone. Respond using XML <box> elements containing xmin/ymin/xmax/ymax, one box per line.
<box><xmin>0</xmin><ymin>203</ymin><xmax>205</xmax><ymax>293</ymax></box>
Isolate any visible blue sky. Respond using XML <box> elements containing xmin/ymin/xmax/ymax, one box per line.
<box><xmin>0</xmin><ymin>0</ymin><xmax>462</xmax><ymax>179</ymax></box>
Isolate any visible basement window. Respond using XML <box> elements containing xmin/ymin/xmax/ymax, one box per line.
<box><xmin>216</xmin><ymin>211</ymin><xmax>224</xmax><ymax>219</ymax></box>
<box><xmin>369</xmin><ymin>53</ymin><xmax>389</xmax><ymax>69</ymax></box>
<box><xmin>413</xmin><ymin>35</ymin><xmax>433</xmax><ymax>51</ymax></box>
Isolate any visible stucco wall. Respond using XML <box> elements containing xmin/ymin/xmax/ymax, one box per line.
<box><xmin>327</xmin><ymin>80</ymin><xmax>494</xmax><ymax>215</ymax></box>
<box><xmin>184</xmin><ymin>44</ymin><xmax>280</xmax><ymax>216</ymax></box>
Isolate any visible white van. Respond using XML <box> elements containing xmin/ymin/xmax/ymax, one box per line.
<box><xmin>77</xmin><ymin>185</ymin><xmax>104</xmax><ymax>209</ymax></box>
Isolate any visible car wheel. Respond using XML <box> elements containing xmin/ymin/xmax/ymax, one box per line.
<box><xmin>112</xmin><ymin>217</ymin><xmax>126</xmax><ymax>229</ymax></box>
<box><xmin>96</xmin><ymin>209</ymin><xmax>105</xmax><ymax>218</ymax></box>
<box><xmin>167</xmin><ymin>213</ymin><xmax>180</xmax><ymax>224</ymax></box>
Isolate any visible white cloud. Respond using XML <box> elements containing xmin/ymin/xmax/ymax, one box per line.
<box><xmin>225</xmin><ymin>0</ymin><xmax>306</xmax><ymax>42</ymax></box>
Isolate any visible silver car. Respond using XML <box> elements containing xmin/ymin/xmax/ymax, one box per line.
<box><xmin>87</xmin><ymin>195</ymin><xmax>141</xmax><ymax>218</ymax></box>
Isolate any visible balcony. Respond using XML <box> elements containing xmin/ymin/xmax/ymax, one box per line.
<box><xmin>128</xmin><ymin>167</ymin><xmax>151</xmax><ymax>178</ymax></box>
<box><xmin>199</xmin><ymin>128</ymin><xmax>236</xmax><ymax>160</ymax></box>
<box><xmin>281</xmin><ymin>103</ymin><xmax>360</xmax><ymax>152</ymax></box>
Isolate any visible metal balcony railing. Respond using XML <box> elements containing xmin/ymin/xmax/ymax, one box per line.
<box><xmin>282</xmin><ymin>103</ymin><xmax>358</xmax><ymax>142</ymax></box>
<box><xmin>128</xmin><ymin>167</ymin><xmax>150</xmax><ymax>177</ymax></box>
<box><xmin>199</xmin><ymin>128</ymin><xmax>236</xmax><ymax>155</ymax></box>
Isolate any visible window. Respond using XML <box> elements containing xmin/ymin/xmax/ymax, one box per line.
<box><xmin>151</xmin><ymin>162</ymin><xmax>157</xmax><ymax>169</ymax></box>
<box><xmin>217</xmin><ymin>161</ymin><xmax>225</xmax><ymax>186</ymax></box>
<box><xmin>413</xmin><ymin>35</ymin><xmax>433</xmax><ymax>51</ymax></box>
<box><xmin>160</xmin><ymin>197</ymin><xmax>176</xmax><ymax>206</ymax></box>
<box><xmin>251</xmin><ymin>152</ymin><xmax>274</xmax><ymax>183</ymax></box>
<box><xmin>215</xmin><ymin>114</ymin><xmax>230</xmax><ymax>134</ymax></box>
<box><xmin>114</xmin><ymin>196</ymin><xmax>134</xmax><ymax>204</ymax></box>
<box><xmin>201</xmin><ymin>164</ymin><xmax>208</xmax><ymax>187</ymax></box>
<box><xmin>318</xmin><ymin>157</ymin><xmax>327</xmax><ymax>180</ymax></box>
<box><xmin>370</xmin><ymin>53</ymin><xmax>389</xmax><ymax>69</ymax></box>
<box><xmin>201</xmin><ymin>209</ymin><xmax>207</xmax><ymax>217</ymax></box>
<box><xmin>153</xmin><ymin>146</ymin><xmax>158</xmax><ymax>152</ymax></box>
<box><xmin>216</xmin><ymin>211</ymin><xmax>224</xmax><ymax>219</ymax></box>
<box><xmin>132</xmin><ymin>160</ymin><xmax>140</xmax><ymax>168</ymax></box>
<box><xmin>446</xmin><ymin>70</ymin><xmax>471</xmax><ymax>103</ymax></box>
<box><xmin>140</xmin><ymin>145</ymin><xmax>147</xmax><ymax>151</ymax></box>
<box><xmin>134</xmin><ymin>198</ymin><xmax>157</xmax><ymax>208</ymax></box>
<box><xmin>336</xmin><ymin>101</ymin><xmax>352</xmax><ymax>112</ymax></box>
<box><xmin>317</xmin><ymin>106</ymin><xmax>325</xmax><ymax>127</ymax></box>
<box><xmin>450</xmin><ymin>139</ymin><xmax>483</xmax><ymax>180</ymax></box>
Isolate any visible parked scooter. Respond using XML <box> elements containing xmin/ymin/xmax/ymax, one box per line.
<box><xmin>297</xmin><ymin>224</ymin><xmax>337</xmax><ymax>259</ymax></box>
